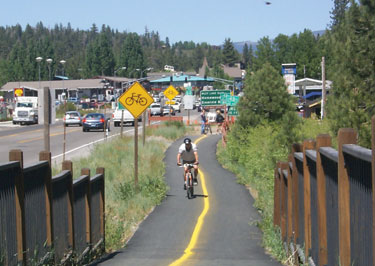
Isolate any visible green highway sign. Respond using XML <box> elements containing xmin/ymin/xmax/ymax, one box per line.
<box><xmin>228</xmin><ymin>106</ymin><xmax>238</xmax><ymax>116</ymax></box>
<box><xmin>185</xmin><ymin>86</ymin><xmax>193</xmax><ymax>96</ymax></box>
<box><xmin>220</xmin><ymin>95</ymin><xmax>240</xmax><ymax>106</ymax></box>
<box><xmin>201</xmin><ymin>90</ymin><xmax>230</xmax><ymax>106</ymax></box>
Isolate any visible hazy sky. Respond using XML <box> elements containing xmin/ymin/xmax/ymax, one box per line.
<box><xmin>1</xmin><ymin>0</ymin><xmax>334</xmax><ymax>45</ymax></box>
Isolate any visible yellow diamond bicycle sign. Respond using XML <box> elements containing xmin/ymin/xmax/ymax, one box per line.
<box><xmin>163</xmin><ymin>85</ymin><xmax>179</xmax><ymax>100</ymax></box>
<box><xmin>118</xmin><ymin>82</ymin><xmax>154</xmax><ymax>119</ymax></box>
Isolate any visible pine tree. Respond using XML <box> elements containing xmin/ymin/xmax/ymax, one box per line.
<box><xmin>326</xmin><ymin>1</ymin><xmax>375</xmax><ymax>147</ymax></box>
<box><xmin>242</xmin><ymin>43</ymin><xmax>249</xmax><ymax>69</ymax></box>
<box><xmin>237</xmin><ymin>62</ymin><xmax>296</xmax><ymax>127</ymax></box>
<box><xmin>222</xmin><ymin>38</ymin><xmax>238</xmax><ymax>66</ymax></box>
<box><xmin>330</xmin><ymin>0</ymin><xmax>350</xmax><ymax>29</ymax></box>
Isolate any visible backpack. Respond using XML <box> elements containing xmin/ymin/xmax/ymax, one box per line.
<box><xmin>216</xmin><ymin>114</ymin><xmax>224</xmax><ymax>123</ymax></box>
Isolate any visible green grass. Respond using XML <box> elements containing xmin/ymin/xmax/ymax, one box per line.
<box><xmin>216</xmin><ymin>118</ymin><xmax>334</xmax><ymax>264</ymax></box>
<box><xmin>52</xmin><ymin>122</ymin><xmax>188</xmax><ymax>252</ymax></box>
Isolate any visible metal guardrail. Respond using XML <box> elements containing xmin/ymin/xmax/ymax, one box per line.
<box><xmin>0</xmin><ymin>150</ymin><xmax>105</xmax><ymax>266</ymax></box>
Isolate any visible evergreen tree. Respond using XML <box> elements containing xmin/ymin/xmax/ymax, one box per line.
<box><xmin>222</xmin><ymin>38</ymin><xmax>238</xmax><ymax>66</ymax></box>
<box><xmin>119</xmin><ymin>33</ymin><xmax>145</xmax><ymax>78</ymax></box>
<box><xmin>237</xmin><ymin>62</ymin><xmax>296</xmax><ymax>127</ymax></box>
<box><xmin>330</xmin><ymin>0</ymin><xmax>350</xmax><ymax>29</ymax></box>
<box><xmin>254</xmin><ymin>37</ymin><xmax>277</xmax><ymax>71</ymax></box>
<box><xmin>242</xmin><ymin>43</ymin><xmax>249</xmax><ymax>69</ymax></box>
<box><xmin>326</xmin><ymin>1</ymin><xmax>375</xmax><ymax>147</ymax></box>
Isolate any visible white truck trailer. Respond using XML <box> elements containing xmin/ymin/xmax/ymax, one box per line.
<box><xmin>12</xmin><ymin>96</ymin><xmax>38</xmax><ymax>125</ymax></box>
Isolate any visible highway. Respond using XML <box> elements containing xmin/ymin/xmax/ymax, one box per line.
<box><xmin>0</xmin><ymin>109</ymin><xmax>200</xmax><ymax>167</ymax></box>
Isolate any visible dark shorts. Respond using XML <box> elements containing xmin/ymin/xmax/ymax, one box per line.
<box><xmin>182</xmin><ymin>160</ymin><xmax>196</xmax><ymax>164</ymax></box>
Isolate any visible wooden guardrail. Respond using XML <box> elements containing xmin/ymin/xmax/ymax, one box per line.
<box><xmin>274</xmin><ymin>118</ymin><xmax>375</xmax><ymax>266</ymax></box>
<box><xmin>0</xmin><ymin>150</ymin><xmax>105</xmax><ymax>265</ymax></box>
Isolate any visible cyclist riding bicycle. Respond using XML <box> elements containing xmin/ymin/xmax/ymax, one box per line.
<box><xmin>177</xmin><ymin>138</ymin><xmax>199</xmax><ymax>190</ymax></box>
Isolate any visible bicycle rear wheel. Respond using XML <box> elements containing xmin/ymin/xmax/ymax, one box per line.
<box><xmin>187</xmin><ymin>173</ymin><xmax>194</xmax><ymax>199</ymax></box>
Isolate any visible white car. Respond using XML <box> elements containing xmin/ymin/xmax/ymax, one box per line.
<box><xmin>171</xmin><ymin>102</ymin><xmax>181</xmax><ymax>113</ymax></box>
<box><xmin>149</xmin><ymin>103</ymin><xmax>163</xmax><ymax>116</ymax></box>
<box><xmin>64</xmin><ymin>111</ymin><xmax>82</xmax><ymax>126</ymax></box>
<box><xmin>207</xmin><ymin>112</ymin><xmax>217</xmax><ymax>123</ymax></box>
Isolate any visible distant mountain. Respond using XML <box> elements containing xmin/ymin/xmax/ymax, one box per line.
<box><xmin>232</xmin><ymin>30</ymin><xmax>326</xmax><ymax>53</ymax></box>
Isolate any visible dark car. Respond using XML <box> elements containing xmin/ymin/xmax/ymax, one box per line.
<box><xmin>82</xmin><ymin>113</ymin><xmax>110</xmax><ymax>132</ymax></box>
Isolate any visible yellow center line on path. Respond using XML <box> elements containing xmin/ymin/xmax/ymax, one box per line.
<box><xmin>169</xmin><ymin>134</ymin><xmax>209</xmax><ymax>266</ymax></box>
<box><xmin>18</xmin><ymin>128</ymin><xmax>82</xmax><ymax>144</ymax></box>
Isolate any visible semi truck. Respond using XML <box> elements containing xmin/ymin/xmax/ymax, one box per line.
<box><xmin>112</xmin><ymin>106</ymin><xmax>141</xmax><ymax>127</ymax></box>
<box><xmin>12</xmin><ymin>96</ymin><xmax>38</xmax><ymax>125</ymax></box>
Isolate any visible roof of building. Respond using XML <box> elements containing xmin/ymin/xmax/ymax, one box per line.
<box><xmin>0</xmin><ymin>79</ymin><xmax>111</xmax><ymax>92</ymax></box>
<box><xmin>295</xmin><ymin>78</ymin><xmax>332</xmax><ymax>88</ymax></box>
<box><xmin>222</xmin><ymin>65</ymin><xmax>244</xmax><ymax>79</ymax></box>
<box><xmin>302</xmin><ymin>91</ymin><xmax>322</xmax><ymax>99</ymax></box>
<box><xmin>150</xmin><ymin>74</ymin><xmax>214</xmax><ymax>83</ymax></box>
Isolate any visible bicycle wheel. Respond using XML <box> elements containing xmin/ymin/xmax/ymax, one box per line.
<box><xmin>125</xmin><ymin>97</ymin><xmax>134</xmax><ymax>105</ymax></box>
<box><xmin>139</xmin><ymin>97</ymin><xmax>147</xmax><ymax>106</ymax></box>
<box><xmin>187</xmin><ymin>173</ymin><xmax>193</xmax><ymax>199</ymax></box>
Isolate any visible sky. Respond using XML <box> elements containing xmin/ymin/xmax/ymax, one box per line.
<box><xmin>0</xmin><ymin>0</ymin><xmax>334</xmax><ymax>45</ymax></box>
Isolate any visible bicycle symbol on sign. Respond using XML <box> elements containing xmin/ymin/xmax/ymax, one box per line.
<box><xmin>166</xmin><ymin>90</ymin><xmax>174</xmax><ymax>95</ymax></box>
<box><xmin>125</xmin><ymin>93</ymin><xmax>148</xmax><ymax>106</ymax></box>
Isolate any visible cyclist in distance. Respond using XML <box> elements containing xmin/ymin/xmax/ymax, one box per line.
<box><xmin>177</xmin><ymin>138</ymin><xmax>199</xmax><ymax>189</ymax></box>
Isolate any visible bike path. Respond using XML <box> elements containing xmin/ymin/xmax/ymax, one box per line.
<box><xmin>94</xmin><ymin>135</ymin><xmax>281</xmax><ymax>266</ymax></box>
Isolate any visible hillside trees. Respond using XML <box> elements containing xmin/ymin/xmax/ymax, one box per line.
<box><xmin>119</xmin><ymin>33</ymin><xmax>145</xmax><ymax>78</ymax></box>
<box><xmin>326</xmin><ymin>1</ymin><xmax>375</xmax><ymax>147</ymax></box>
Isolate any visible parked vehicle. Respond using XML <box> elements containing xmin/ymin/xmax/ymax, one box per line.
<box><xmin>149</xmin><ymin>103</ymin><xmax>163</xmax><ymax>116</ymax></box>
<box><xmin>112</xmin><ymin>107</ymin><xmax>141</xmax><ymax>127</ymax></box>
<box><xmin>82</xmin><ymin>113</ymin><xmax>110</xmax><ymax>132</ymax></box>
<box><xmin>12</xmin><ymin>96</ymin><xmax>38</xmax><ymax>125</ymax></box>
<box><xmin>171</xmin><ymin>101</ymin><xmax>181</xmax><ymax>113</ymax></box>
<box><xmin>163</xmin><ymin>106</ymin><xmax>176</xmax><ymax>116</ymax></box>
<box><xmin>67</xmin><ymin>97</ymin><xmax>79</xmax><ymax>104</ymax></box>
<box><xmin>64</xmin><ymin>111</ymin><xmax>82</xmax><ymax>126</ymax></box>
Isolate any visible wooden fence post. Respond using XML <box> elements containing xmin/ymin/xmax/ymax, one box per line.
<box><xmin>291</xmin><ymin>144</ymin><xmax>302</xmax><ymax>243</ymax></box>
<box><xmin>62</xmin><ymin>160</ymin><xmax>74</xmax><ymax>251</ymax></box>
<box><xmin>62</xmin><ymin>160</ymin><xmax>73</xmax><ymax>175</ymax></box>
<box><xmin>39</xmin><ymin>151</ymin><xmax>54</xmax><ymax>249</ymax></box>
<box><xmin>338</xmin><ymin>128</ymin><xmax>357</xmax><ymax>266</ymax></box>
<box><xmin>274</xmin><ymin>162</ymin><xmax>281</xmax><ymax>228</ymax></box>
<box><xmin>9</xmin><ymin>150</ymin><xmax>25</xmax><ymax>264</ymax></box>
<box><xmin>96</xmin><ymin>167</ymin><xmax>105</xmax><ymax>251</ymax></box>
<box><xmin>303</xmin><ymin>139</ymin><xmax>315</xmax><ymax>258</ymax></box>
<box><xmin>287</xmin><ymin>155</ymin><xmax>294</xmax><ymax>246</ymax></box>
<box><xmin>316</xmin><ymin>134</ymin><xmax>331</xmax><ymax>266</ymax></box>
<box><xmin>372</xmin><ymin>117</ymin><xmax>375</xmax><ymax>266</ymax></box>
<box><xmin>81</xmin><ymin>168</ymin><xmax>91</xmax><ymax>246</ymax></box>
<box><xmin>280</xmin><ymin>162</ymin><xmax>289</xmax><ymax>242</ymax></box>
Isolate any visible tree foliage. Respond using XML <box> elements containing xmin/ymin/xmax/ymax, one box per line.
<box><xmin>237</xmin><ymin>62</ymin><xmax>297</xmax><ymax>128</ymax></box>
<box><xmin>326</xmin><ymin>1</ymin><xmax>375</xmax><ymax>147</ymax></box>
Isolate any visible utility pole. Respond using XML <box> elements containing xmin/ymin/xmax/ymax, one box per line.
<box><xmin>321</xmin><ymin>57</ymin><xmax>326</xmax><ymax>120</ymax></box>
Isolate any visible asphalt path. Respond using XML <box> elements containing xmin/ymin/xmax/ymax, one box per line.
<box><xmin>94</xmin><ymin>135</ymin><xmax>281</xmax><ymax>266</ymax></box>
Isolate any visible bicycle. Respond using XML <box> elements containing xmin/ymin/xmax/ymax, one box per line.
<box><xmin>204</xmin><ymin>122</ymin><xmax>212</xmax><ymax>135</ymax></box>
<box><xmin>125</xmin><ymin>93</ymin><xmax>148</xmax><ymax>106</ymax></box>
<box><xmin>178</xmin><ymin>163</ymin><xmax>197</xmax><ymax>199</ymax></box>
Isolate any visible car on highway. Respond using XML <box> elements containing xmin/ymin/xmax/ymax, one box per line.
<box><xmin>149</xmin><ymin>103</ymin><xmax>163</xmax><ymax>116</ymax></box>
<box><xmin>64</xmin><ymin>111</ymin><xmax>82</xmax><ymax>126</ymax></box>
<box><xmin>163</xmin><ymin>106</ymin><xmax>176</xmax><ymax>116</ymax></box>
<box><xmin>82</xmin><ymin>113</ymin><xmax>110</xmax><ymax>132</ymax></box>
<box><xmin>171</xmin><ymin>101</ymin><xmax>181</xmax><ymax>113</ymax></box>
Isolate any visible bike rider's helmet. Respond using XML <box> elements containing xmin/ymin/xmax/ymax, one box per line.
<box><xmin>184</xmin><ymin>138</ymin><xmax>192</xmax><ymax>151</ymax></box>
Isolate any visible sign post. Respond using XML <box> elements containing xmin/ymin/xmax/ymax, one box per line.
<box><xmin>164</xmin><ymin>85</ymin><xmax>178</xmax><ymax>121</ymax></box>
<box><xmin>118</xmin><ymin>82</ymin><xmax>154</xmax><ymax>189</ymax></box>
